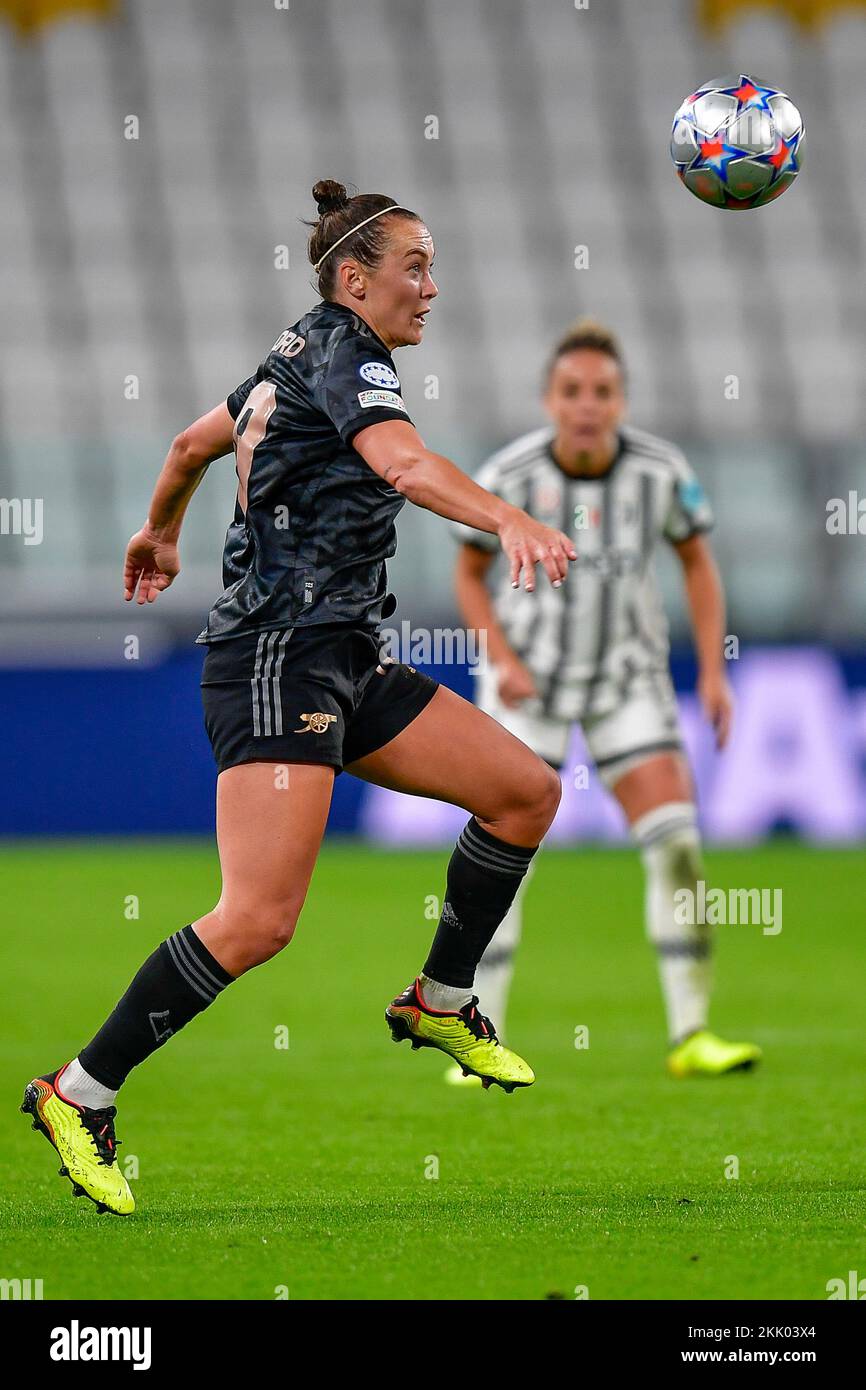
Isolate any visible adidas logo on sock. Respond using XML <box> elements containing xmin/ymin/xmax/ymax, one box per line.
<box><xmin>148</xmin><ymin>1010</ymin><xmax>173</xmax><ymax>1044</ymax></box>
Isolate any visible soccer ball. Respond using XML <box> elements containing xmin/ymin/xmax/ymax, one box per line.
<box><xmin>670</xmin><ymin>74</ymin><xmax>804</xmax><ymax>209</ymax></box>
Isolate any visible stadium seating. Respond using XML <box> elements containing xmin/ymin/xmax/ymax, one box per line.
<box><xmin>0</xmin><ymin>0</ymin><xmax>863</xmax><ymax>639</ymax></box>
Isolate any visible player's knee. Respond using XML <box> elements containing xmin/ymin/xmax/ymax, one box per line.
<box><xmin>513</xmin><ymin>756</ymin><xmax>561</xmax><ymax>834</ymax></box>
<box><xmin>222</xmin><ymin>899</ymin><xmax>300</xmax><ymax>967</ymax></box>
<box><xmin>259</xmin><ymin>906</ymin><xmax>300</xmax><ymax>956</ymax></box>
<box><xmin>669</xmin><ymin>834</ymin><xmax>703</xmax><ymax>888</ymax></box>
<box><xmin>539</xmin><ymin>761</ymin><xmax>562</xmax><ymax>823</ymax></box>
<box><xmin>642</xmin><ymin>828</ymin><xmax>703</xmax><ymax>891</ymax></box>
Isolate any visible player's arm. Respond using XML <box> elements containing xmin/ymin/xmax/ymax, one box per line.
<box><xmin>672</xmin><ymin>532</ymin><xmax>733</xmax><ymax>748</ymax></box>
<box><xmin>455</xmin><ymin>543</ymin><xmax>538</xmax><ymax>708</ymax></box>
<box><xmin>353</xmin><ymin>419</ymin><xmax>576</xmax><ymax>593</ymax></box>
<box><xmin>124</xmin><ymin>403</ymin><xmax>236</xmax><ymax>605</ymax></box>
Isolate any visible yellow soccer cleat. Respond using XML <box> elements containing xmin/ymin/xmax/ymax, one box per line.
<box><xmin>386</xmin><ymin>979</ymin><xmax>535</xmax><ymax>1093</ymax></box>
<box><xmin>21</xmin><ymin>1067</ymin><xmax>135</xmax><ymax>1215</ymax></box>
<box><xmin>666</xmin><ymin>1029</ymin><xmax>762</xmax><ymax>1079</ymax></box>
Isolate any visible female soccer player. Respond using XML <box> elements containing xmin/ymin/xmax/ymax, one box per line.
<box><xmin>22</xmin><ymin>181</ymin><xmax>577</xmax><ymax>1215</ymax></box>
<box><xmin>450</xmin><ymin>319</ymin><xmax>761</xmax><ymax>1084</ymax></box>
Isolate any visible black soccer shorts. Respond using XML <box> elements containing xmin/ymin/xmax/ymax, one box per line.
<box><xmin>200</xmin><ymin>623</ymin><xmax>439</xmax><ymax>775</ymax></box>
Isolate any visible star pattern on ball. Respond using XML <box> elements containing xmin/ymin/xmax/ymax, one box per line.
<box><xmin>696</xmin><ymin>135</ymin><xmax>749</xmax><ymax>182</ymax></box>
<box><xmin>767</xmin><ymin>132</ymin><xmax>800</xmax><ymax>180</ymax></box>
<box><xmin>672</xmin><ymin>77</ymin><xmax>804</xmax><ymax>208</ymax></box>
<box><xmin>718</xmin><ymin>75</ymin><xmax>777</xmax><ymax>113</ymax></box>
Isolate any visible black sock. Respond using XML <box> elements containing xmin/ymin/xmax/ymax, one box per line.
<box><xmin>423</xmin><ymin>818</ymin><xmax>538</xmax><ymax>990</ymax></box>
<box><xmin>78</xmin><ymin>925</ymin><xmax>235</xmax><ymax>1091</ymax></box>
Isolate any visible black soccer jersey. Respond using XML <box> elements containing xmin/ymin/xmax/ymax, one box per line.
<box><xmin>196</xmin><ymin>300</ymin><xmax>415</xmax><ymax>644</ymax></box>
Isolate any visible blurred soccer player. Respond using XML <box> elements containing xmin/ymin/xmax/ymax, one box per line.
<box><xmin>451</xmin><ymin>320</ymin><xmax>761</xmax><ymax>1084</ymax></box>
<box><xmin>21</xmin><ymin>181</ymin><xmax>578</xmax><ymax>1214</ymax></box>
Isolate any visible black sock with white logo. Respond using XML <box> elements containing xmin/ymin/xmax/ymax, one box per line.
<box><xmin>422</xmin><ymin>818</ymin><xmax>538</xmax><ymax>991</ymax></box>
<box><xmin>78</xmin><ymin>925</ymin><xmax>235</xmax><ymax>1091</ymax></box>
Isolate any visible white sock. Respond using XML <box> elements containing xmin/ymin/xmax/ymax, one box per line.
<box><xmin>632</xmin><ymin>802</ymin><xmax>711</xmax><ymax>1045</ymax></box>
<box><xmin>57</xmin><ymin>1058</ymin><xmax>118</xmax><ymax>1110</ymax></box>
<box><xmin>473</xmin><ymin>858</ymin><xmax>534</xmax><ymax>1040</ymax></box>
<box><xmin>418</xmin><ymin>974</ymin><xmax>473</xmax><ymax>1013</ymax></box>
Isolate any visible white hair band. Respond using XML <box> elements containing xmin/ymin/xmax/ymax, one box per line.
<box><xmin>314</xmin><ymin>204</ymin><xmax>409</xmax><ymax>273</ymax></box>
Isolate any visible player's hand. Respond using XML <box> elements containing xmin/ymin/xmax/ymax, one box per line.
<box><xmin>496</xmin><ymin>653</ymin><xmax>539</xmax><ymax>709</ymax></box>
<box><xmin>497</xmin><ymin>508</ymin><xmax>577</xmax><ymax>592</ymax></box>
<box><xmin>123</xmin><ymin>526</ymin><xmax>180</xmax><ymax>605</ymax></box>
<box><xmin>698</xmin><ymin>669</ymin><xmax>734</xmax><ymax>749</ymax></box>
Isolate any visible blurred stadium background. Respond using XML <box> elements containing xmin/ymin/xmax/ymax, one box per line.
<box><xmin>4</xmin><ymin>2</ymin><xmax>864</xmax><ymax>1307</ymax></box>
<box><xmin>1</xmin><ymin>0</ymin><xmax>864</xmax><ymax>843</ymax></box>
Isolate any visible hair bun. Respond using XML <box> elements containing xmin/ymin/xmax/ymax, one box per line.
<box><xmin>312</xmin><ymin>179</ymin><xmax>350</xmax><ymax>217</ymax></box>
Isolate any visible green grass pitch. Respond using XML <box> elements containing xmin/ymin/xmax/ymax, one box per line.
<box><xmin>1</xmin><ymin>840</ymin><xmax>862</xmax><ymax>1301</ymax></box>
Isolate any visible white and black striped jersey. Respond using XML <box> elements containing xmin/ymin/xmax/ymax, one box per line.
<box><xmin>452</xmin><ymin>423</ymin><xmax>713</xmax><ymax>722</ymax></box>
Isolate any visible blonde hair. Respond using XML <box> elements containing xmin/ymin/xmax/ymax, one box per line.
<box><xmin>546</xmin><ymin>317</ymin><xmax>626</xmax><ymax>387</ymax></box>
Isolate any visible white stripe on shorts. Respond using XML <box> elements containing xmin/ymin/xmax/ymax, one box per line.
<box><xmin>271</xmin><ymin>631</ymin><xmax>292</xmax><ymax>735</ymax></box>
<box><xmin>261</xmin><ymin>632</ymin><xmax>279</xmax><ymax>736</ymax></box>
<box><xmin>251</xmin><ymin>629</ymin><xmax>293</xmax><ymax>739</ymax></box>
<box><xmin>251</xmin><ymin>633</ymin><xmax>268</xmax><ymax>738</ymax></box>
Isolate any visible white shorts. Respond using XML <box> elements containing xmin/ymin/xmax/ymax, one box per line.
<box><xmin>475</xmin><ymin>665</ymin><xmax>684</xmax><ymax>789</ymax></box>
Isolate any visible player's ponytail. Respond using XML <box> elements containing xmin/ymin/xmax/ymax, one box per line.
<box><xmin>306</xmin><ymin>180</ymin><xmax>420</xmax><ymax>298</ymax></box>
<box><xmin>312</xmin><ymin>179</ymin><xmax>350</xmax><ymax>217</ymax></box>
